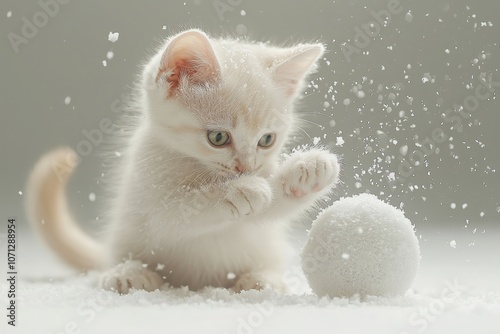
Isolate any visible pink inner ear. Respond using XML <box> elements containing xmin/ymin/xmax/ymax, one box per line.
<box><xmin>157</xmin><ymin>31</ymin><xmax>220</xmax><ymax>97</ymax></box>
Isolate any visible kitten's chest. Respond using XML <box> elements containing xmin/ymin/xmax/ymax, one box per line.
<box><xmin>141</xmin><ymin>228</ymin><xmax>262</xmax><ymax>289</ymax></box>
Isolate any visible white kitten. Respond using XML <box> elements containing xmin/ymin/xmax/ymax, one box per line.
<box><xmin>26</xmin><ymin>29</ymin><xmax>339</xmax><ymax>294</ymax></box>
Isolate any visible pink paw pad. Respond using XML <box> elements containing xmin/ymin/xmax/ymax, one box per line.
<box><xmin>312</xmin><ymin>183</ymin><xmax>322</xmax><ymax>193</ymax></box>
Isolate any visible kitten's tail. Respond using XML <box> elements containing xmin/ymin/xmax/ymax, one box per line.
<box><xmin>26</xmin><ymin>147</ymin><xmax>106</xmax><ymax>271</ymax></box>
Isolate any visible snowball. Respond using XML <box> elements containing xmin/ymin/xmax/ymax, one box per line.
<box><xmin>302</xmin><ymin>194</ymin><xmax>420</xmax><ymax>298</ymax></box>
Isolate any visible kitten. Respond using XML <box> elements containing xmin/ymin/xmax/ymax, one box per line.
<box><xmin>26</xmin><ymin>29</ymin><xmax>340</xmax><ymax>294</ymax></box>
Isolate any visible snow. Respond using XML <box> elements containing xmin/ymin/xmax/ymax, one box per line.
<box><xmin>405</xmin><ymin>11</ymin><xmax>413</xmax><ymax>23</ymax></box>
<box><xmin>302</xmin><ymin>194</ymin><xmax>420</xmax><ymax>298</ymax></box>
<box><xmin>64</xmin><ymin>96</ymin><xmax>71</xmax><ymax>105</ymax></box>
<box><xmin>235</xmin><ymin>24</ymin><xmax>247</xmax><ymax>35</ymax></box>
<box><xmin>108</xmin><ymin>32</ymin><xmax>119</xmax><ymax>43</ymax></box>
<box><xmin>1</xmin><ymin>225</ymin><xmax>499</xmax><ymax>334</ymax></box>
<box><xmin>88</xmin><ymin>193</ymin><xmax>96</xmax><ymax>202</ymax></box>
<box><xmin>336</xmin><ymin>136</ymin><xmax>344</xmax><ymax>146</ymax></box>
<box><xmin>6</xmin><ymin>10</ymin><xmax>12</xmax><ymax>18</ymax></box>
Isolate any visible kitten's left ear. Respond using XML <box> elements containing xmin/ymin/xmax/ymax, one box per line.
<box><xmin>269</xmin><ymin>44</ymin><xmax>325</xmax><ymax>98</ymax></box>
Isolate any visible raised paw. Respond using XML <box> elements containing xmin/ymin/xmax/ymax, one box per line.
<box><xmin>280</xmin><ymin>149</ymin><xmax>339</xmax><ymax>198</ymax></box>
<box><xmin>232</xmin><ymin>272</ymin><xmax>286</xmax><ymax>293</ymax></box>
<box><xmin>224</xmin><ymin>176</ymin><xmax>273</xmax><ymax>218</ymax></box>
<box><xmin>99</xmin><ymin>260</ymin><xmax>163</xmax><ymax>294</ymax></box>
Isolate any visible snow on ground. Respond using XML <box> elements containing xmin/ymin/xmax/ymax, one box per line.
<box><xmin>1</xmin><ymin>226</ymin><xmax>499</xmax><ymax>334</ymax></box>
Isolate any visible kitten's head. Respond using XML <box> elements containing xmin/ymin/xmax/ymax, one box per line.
<box><xmin>142</xmin><ymin>29</ymin><xmax>324</xmax><ymax>177</ymax></box>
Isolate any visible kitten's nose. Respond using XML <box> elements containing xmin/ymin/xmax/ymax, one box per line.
<box><xmin>235</xmin><ymin>164</ymin><xmax>247</xmax><ymax>173</ymax></box>
<box><xmin>234</xmin><ymin>159</ymin><xmax>250</xmax><ymax>173</ymax></box>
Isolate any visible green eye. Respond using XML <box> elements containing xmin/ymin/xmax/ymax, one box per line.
<box><xmin>258</xmin><ymin>133</ymin><xmax>276</xmax><ymax>148</ymax></box>
<box><xmin>208</xmin><ymin>130</ymin><xmax>230</xmax><ymax>147</ymax></box>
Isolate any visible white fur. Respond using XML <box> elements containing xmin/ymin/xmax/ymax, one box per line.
<box><xmin>27</xmin><ymin>29</ymin><xmax>340</xmax><ymax>294</ymax></box>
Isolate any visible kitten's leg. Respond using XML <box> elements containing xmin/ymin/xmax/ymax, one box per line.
<box><xmin>99</xmin><ymin>260</ymin><xmax>163</xmax><ymax>294</ymax></box>
<box><xmin>279</xmin><ymin>148</ymin><xmax>339</xmax><ymax>199</ymax></box>
<box><xmin>259</xmin><ymin>149</ymin><xmax>340</xmax><ymax>221</ymax></box>
<box><xmin>232</xmin><ymin>270</ymin><xmax>286</xmax><ymax>293</ymax></box>
<box><xmin>176</xmin><ymin>175</ymin><xmax>273</xmax><ymax>228</ymax></box>
<box><xmin>222</xmin><ymin>176</ymin><xmax>274</xmax><ymax>218</ymax></box>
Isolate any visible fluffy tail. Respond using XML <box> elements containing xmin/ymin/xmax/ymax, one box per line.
<box><xmin>26</xmin><ymin>147</ymin><xmax>106</xmax><ymax>271</ymax></box>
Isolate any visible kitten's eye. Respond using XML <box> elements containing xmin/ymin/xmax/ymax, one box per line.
<box><xmin>258</xmin><ymin>133</ymin><xmax>276</xmax><ymax>148</ymax></box>
<box><xmin>207</xmin><ymin>130</ymin><xmax>230</xmax><ymax>147</ymax></box>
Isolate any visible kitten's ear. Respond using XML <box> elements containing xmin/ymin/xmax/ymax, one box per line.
<box><xmin>269</xmin><ymin>44</ymin><xmax>325</xmax><ymax>98</ymax></box>
<box><xmin>157</xmin><ymin>29</ymin><xmax>220</xmax><ymax>96</ymax></box>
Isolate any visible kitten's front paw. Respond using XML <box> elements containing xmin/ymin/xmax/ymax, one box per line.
<box><xmin>99</xmin><ymin>261</ymin><xmax>163</xmax><ymax>294</ymax></box>
<box><xmin>280</xmin><ymin>149</ymin><xmax>339</xmax><ymax>198</ymax></box>
<box><xmin>232</xmin><ymin>272</ymin><xmax>286</xmax><ymax>293</ymax></box>
<box><xmin>224</xmin><ymin>176</ymin><xmax>272</xmax><ymax>218</ymax></box>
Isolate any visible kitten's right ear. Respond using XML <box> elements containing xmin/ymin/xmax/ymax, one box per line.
<box><xmin>156</xmin><ymin>29</ymin><xmax>220</xmax><ymax>97</ymax></box>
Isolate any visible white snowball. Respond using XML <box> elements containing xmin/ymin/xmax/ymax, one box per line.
<box><xmin>302</xmin><ymin>193</ymin><xmax>420</xmax><ymax>297</ymax></box>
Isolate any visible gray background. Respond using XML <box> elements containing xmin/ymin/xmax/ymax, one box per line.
<box><xmin>1</xmin><ymin>0</ymin><xmax>499</xmax><ymax>234</ymax></box>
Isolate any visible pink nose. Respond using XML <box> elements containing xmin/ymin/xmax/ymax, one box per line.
<box><xmin>235</xmin><ymin>164</ymin><xmax>247</xmax><ymax>173</ymax></box>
